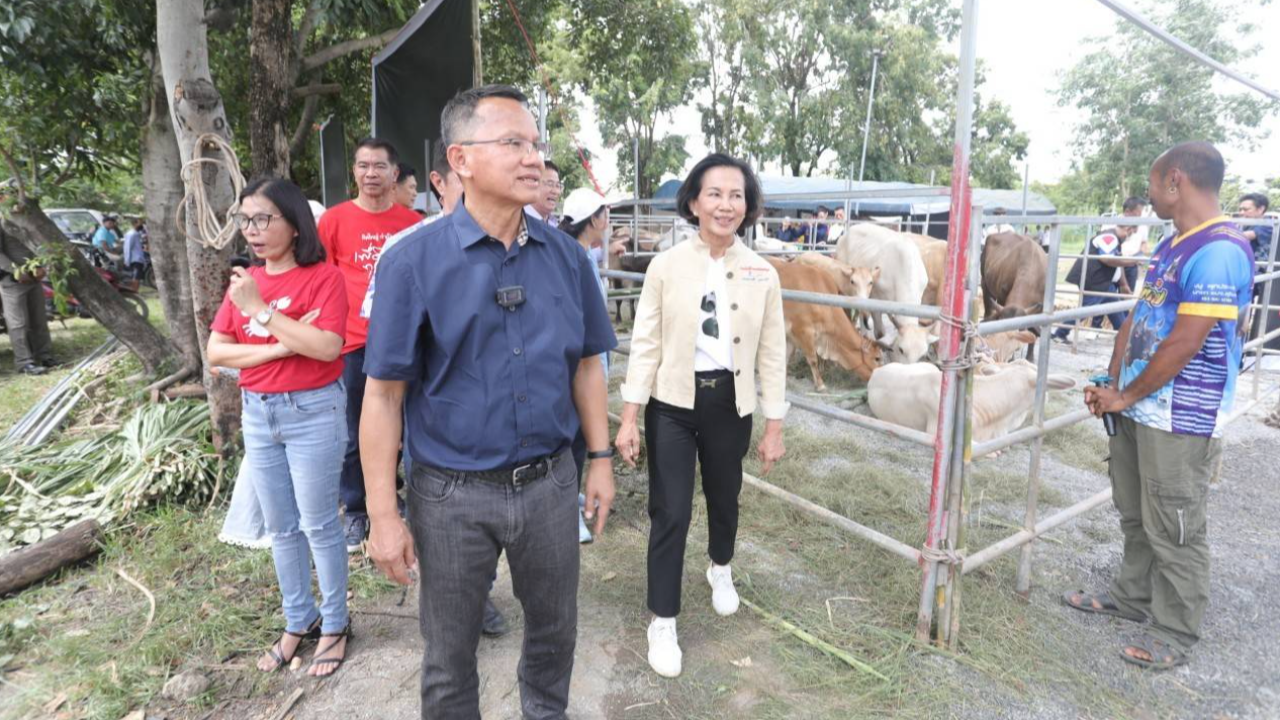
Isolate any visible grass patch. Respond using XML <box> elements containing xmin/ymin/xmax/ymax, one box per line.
<box><xmin>0</xmin><ymin>506</ymin><xmax>279</xmax><ymax>719</ymax></box>
<box><xmin>0</xmin><ymin>290</ymin><xmax>167</xmax><ymax>436</ymax></box>
<box><xmin>0</xmin><ymin>503</ymin><xmax>396</xmax><ymax>720</ymax></box>
<box><xmin>1042</xmin><ymin>395</ymin><xmax>1109</xmax><ymax>475</ymax></box>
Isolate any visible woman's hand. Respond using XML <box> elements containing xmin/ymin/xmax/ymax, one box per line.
<box><xmin>615</xmin><ymin>404</ymin><xmax>642</xmax><ymax>467</ymax></box>
<box><xmin>615</xmin><ymin>420</ymin><xmax>640</xmax><ymax>467</ymax></box>
<box><xmin>227</xmin><ymin>267</ymin><xmax>266</xmax><ymax>314</ymax></box>
<box><xmin>756</xmin><ymin>420</ymin><xmax>785</xmax><ymax>476</ymax></box>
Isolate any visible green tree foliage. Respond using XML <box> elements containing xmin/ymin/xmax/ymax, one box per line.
<box><xmin>1055</xmin><ymin>0</ymin><xmax>1277</xmax><ymax>212</ymax></box>
<box><xmin>694</xmin><ymin>0</ymin><xmax>1026</xmax><ymax>188</ymax></box>
<box><xmin>567</xmin><ymin>0</ymin><xmax>700</xmax><ymax>197</ymax></box>
<box><xmin>0</xmin><ymin>0</ymin><xmax>150</xmax><ymax>200</ymax></box>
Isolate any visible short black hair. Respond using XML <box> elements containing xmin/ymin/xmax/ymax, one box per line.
<box><xmin>239</xmin><ymin>177</ymin><xmax>326</xmax><ymax>267</ymax></box>
<box><xmin>428</xmin><ymin>140</ymin><xmax>451</xmax><ymax>203</ymax></box>
<box><xmin>676</xmin><ymin>153</ymin><xmax>763</xmax><ymax>238</ymax></box>
<box><xmin>1122</xmin><ymin>196</ymin><xmax>1148</xmax><ymax>213</ymax></box>
<box><xmin>440</xmin><ymin>84</ymin><xmax>529</xmax><ymax>146</ymax></box>
<box><xmin>817</xmin><ymin>205</ymin><xmax>830</xmax><ymax>214</ymax></box>
<box><xmin>557</xmin><ymin>206</ymin><xmax>607</xmax><ymax>240</ymax></box>
<box><xmin>353</xmin><ymin>137</ymin><xmax>399</xmax><ymax>166</ymax></box>
<box><xmin>1156</xmin><ymin>141</ymin><xmax>1224</xmax><ymax>193</ymax></box>
<box><xmin>1241</xmin><ymin>192</ymin><xmax>1270</xmax><ymax>211</ymax></box>
<box><xmin>543</xmin><ymin>160</ymin><xmax>561</xmax><ymax>176</ymax></box>
<box><xmin>396</xmin><ymin>163</ymin><xmax>417</xmax><ymax>184</ymax></box>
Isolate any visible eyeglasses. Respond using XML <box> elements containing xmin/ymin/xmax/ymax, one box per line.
<box><xmin>456</xmin><ymin>137</ymin><xmax>550</xmax><ymax>158</ymax></box>
<box><xmin>542</xmin><ymin>180</ymin><xmax>564</xmax><ymax>190</ymax></box>
<box><xmin>230</xmin><ymin>212</ymin><xmax>281</xmax><ymax>232</ymax></box>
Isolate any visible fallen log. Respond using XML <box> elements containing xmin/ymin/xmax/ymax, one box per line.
<box><xmin>0</xmin><ymin>519</ymin><xmax>105</xmax><ymax>596</ymax></box>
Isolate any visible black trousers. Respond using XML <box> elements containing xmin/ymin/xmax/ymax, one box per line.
<box><xmin>645</xmin><ymin>370</ymin><xmax>752</xmax><ymax>618</ymax></box>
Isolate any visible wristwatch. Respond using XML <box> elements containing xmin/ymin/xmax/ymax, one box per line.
<box><xmin>587</xmin><ymin>448</ymin><xmax>614</xmax><ymax>460</ymax></box>
<box><xmin>254</xmin><ymin>306</ymin><xmax>276</xmax><ymax>326</ymax></box>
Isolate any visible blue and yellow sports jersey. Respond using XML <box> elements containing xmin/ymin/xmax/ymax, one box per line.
<box><xmin>1120</xmin><ymin>217</ymin><xmax>1253</xmax><ymax>438</ymax></box>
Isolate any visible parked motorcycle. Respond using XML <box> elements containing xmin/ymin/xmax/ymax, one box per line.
<box><xmin>44</xmin><ymin>265</ymin><xmax>148</xmax><ymax>323</ymax></box>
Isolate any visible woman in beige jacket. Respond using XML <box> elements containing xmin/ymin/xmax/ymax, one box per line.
<box><xmin>615</xmin><ymin>153</ymin><xmax>787</xmax><ymax>678</ymax></box>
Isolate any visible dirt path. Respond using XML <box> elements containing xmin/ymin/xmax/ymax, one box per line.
<box><xmin>204</xmin><ymin>340</ymin><xmax>1280</xmax><ymax>720</ymax></box>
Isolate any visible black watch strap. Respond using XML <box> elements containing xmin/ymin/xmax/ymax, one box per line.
<box><xmin>586</xmin><ymin>448</ymin><xmax>614</xmax><ymax>460</ymax></box>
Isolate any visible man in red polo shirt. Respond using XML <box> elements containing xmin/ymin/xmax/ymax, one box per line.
<box><xmin>318</xmin><ymin>137</ymin><xmax>421</xmax><ymax>551</ymax></box>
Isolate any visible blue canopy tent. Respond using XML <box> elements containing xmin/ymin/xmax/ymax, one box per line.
<box><xmin>632</xmin><ymin>176</ymin><xmax>1056</xmax><ymax>239</ymax></box>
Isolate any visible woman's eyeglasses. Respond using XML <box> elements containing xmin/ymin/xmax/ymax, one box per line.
<box><xmin>230</xmin><ymin>212</ymin><xmax>281</xmax><ymax>232</ymax></box>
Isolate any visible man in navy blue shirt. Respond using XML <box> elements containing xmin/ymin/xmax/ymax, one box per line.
<box><xmin>360</xmin><ymin>84</ymin><xmax>617</xmax><ymax>720</ymax></box>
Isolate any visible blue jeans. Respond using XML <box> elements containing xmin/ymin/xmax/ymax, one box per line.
<box><xmin>339</xmin><ymin>348</ymin><xmax>367</xmax><ymax>515</ymax></box>
<box><xmin>1054</xmin><ymin>288</ymin><xmax>1128</xmax><ymax>337</ymax></box>
<box><xmin>242</xmin><ymin>380</ymin><xmax>350</xmax><ymax>634</ymax></box>
<box><xmin>408</xmin><ymin>453</ymin><xmax>580</xmax><ymax>719</ymax></box>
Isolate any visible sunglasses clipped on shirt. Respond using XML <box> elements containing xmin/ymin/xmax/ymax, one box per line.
<box><xmin>701</xmin><ymin>292</ymin><xmax>719</xmax><ymax>339</ymax></box>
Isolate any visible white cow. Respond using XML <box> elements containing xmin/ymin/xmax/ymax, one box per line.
<box><xmin>835</xmin><ymin>224</ymin><xmax>931</xmax><ymax>363</ymax></box>
<box><xmin>867</xmin><ymin>359</ymin><xmax>1076</xmax><ymax>443</ymax></box>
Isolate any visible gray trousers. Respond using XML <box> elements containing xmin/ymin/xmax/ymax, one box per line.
<box><xmin>407</xmin><ymin>452</ymin><xmax>580</xmax><ymax>720</ymax></box>
<box><xmin>1</xmin><ymin>278</ymin><xmax>52</xmax><ymax>369</ymax></box>
<box><xmin>1108</xmin><ymin>415</ymin><xmax>1219</xmax><ymax>652</ymax></box>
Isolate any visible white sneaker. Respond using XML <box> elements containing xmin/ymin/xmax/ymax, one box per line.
<box><xmin>647</xmin><ymin>616</ymin><xmax>682</xmax><ymax>678</ymax></box>
<box><xmin>706</xmin><ymin>563</ymin><xmax>740</xmax><ymax>616</ymax></box>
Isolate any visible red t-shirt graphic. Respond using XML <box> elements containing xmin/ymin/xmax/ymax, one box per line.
<box><xmin>211</xmin><ymin>263</ymin><xmax>348</xmax><ymax>393</ymax></box>
<box><xmin>317</xmin><ymin>200</ymin><xmax>420</xmax><ymax>354</ymax></box>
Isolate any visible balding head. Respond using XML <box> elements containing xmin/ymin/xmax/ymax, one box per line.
<box><xmin>1152</xmin><ymin>141</ymin><xmax>1224</xmax><ymax>193</ymax></box>
<box><xmin>1147</xmin><ymin>142</ymin><xmax>1226</xmax><ymax>226</ymax></box>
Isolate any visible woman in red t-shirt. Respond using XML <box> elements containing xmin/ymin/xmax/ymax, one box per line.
<box><xmin>208</xmin><ymin>178</ymin><xmax>351</xmax><ymax>677</ymax></box>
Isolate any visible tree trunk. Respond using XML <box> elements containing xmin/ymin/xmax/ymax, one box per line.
<box><xmin>157</xmin><ymin>0</ymin><xmax>242</xmax><ymax>456</ymax></box>
<box><xmin>0</xmin><ymin>520</ymin><xmax>104</xmax><ymax>596</ymax></box>
<box><xmin>249</xmin><ymin>0</ymin><xmax>295</xmax><ymax>177</ymax></box>
<box><xmin>142</xmin><ymin>55</ymin><xmax>202</xmax><ymax>374</ymax></box>
<box><xmin>2</xmin><ymin>201</ymin><xmax>177</xmax><ymax>375</ymax></box>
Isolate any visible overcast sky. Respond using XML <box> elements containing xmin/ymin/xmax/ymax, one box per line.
<box><xmin>569</xmin><ymin>0</ymin><xmax>1280</xmax><ymax>195</ymax></box>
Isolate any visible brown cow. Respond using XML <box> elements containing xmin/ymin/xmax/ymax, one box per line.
<box><xmin>981</xmin><ymin>232</ymin><xmax>1046</xmax><ymax>321</ymax></box>
<box><xmin>766</xmin><ymin>257</ymin><xmax>881</xmax><ymax>391</ymax></box>
<box><xmin>606</xmin><ymin>226</ymin><xmax>657</xmax><ymax>322</ymax></box>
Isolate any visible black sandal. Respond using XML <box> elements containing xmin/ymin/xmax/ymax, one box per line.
<box><xmin>260</xmin><ymin>617</ymin><xmax>322</xmax><ymax>672</ymax></box>
<box><xmin>1061</xmin><ymin>589</ymin><xmax>1146</xmax><ymax>622</ymax></box>
<box><xmin>308</xmin><ymin>624</ymin><xmax>352</xmax><ymax>677</ymax></box>
<box><xmin>1120</xmin><ymin>635</ymin><xmax>1189</xmax><ymax>671</ymax></box>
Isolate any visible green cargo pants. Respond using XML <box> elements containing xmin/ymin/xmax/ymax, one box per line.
<box><xmin>1108</xmin><ymin>414</ymin><xmax>1220</xmax><ymax>653</ymax></box>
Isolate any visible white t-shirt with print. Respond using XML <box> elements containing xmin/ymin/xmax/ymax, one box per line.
<box><xmin>694</xmin><ymin>256</ymin><xmax>735</xmax><ymax>372</ymax></box>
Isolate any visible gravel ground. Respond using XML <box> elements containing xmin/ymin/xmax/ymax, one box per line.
<box><xmin>779</xmin><ymin>331</ymin><xmax>1280</xmax><ymax>719</ymax></box>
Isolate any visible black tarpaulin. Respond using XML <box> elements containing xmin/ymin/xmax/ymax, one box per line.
<box><xmin>371</xmin><ymin>0</ymin><xmax>474</xmax><ymax>196</ymax></box>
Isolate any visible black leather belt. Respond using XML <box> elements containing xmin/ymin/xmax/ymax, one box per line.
<box><xmin>696</xmin><ymin>369</ymin><xmax>732</xmax><ymax>389</ymax></box>
<box><xmin>424</xmin><ymin>451</ymin><xmax>565</xmax><ymax>487</ymax></box>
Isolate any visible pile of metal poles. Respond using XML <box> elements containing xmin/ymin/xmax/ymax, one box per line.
<box><xmin>2</xmin><ymin>338</ymin><xmax>120</xmax><ymax>447</ymax></box>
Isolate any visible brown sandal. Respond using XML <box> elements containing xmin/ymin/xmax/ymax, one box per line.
<box><xmin>1120</xmin><ymin>635</ymin><xmax>1188</xmax><ymax>671</ymax></box>
<box><xmin>1061</xmin><ymin>589</ymin><xmax>1146</xmax><ymax>622</ymax></box>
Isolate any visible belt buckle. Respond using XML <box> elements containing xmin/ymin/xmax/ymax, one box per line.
<box><xmin>698</xmin><ymin>377</ymin><xmax>719</xmax><ymax>389</ymax></box>
<box><xmin>509</xmin><ymin>458</ymin><xmax>540</xmax><ymax>486</ymax></box>
<box><xmin>511</xmin><ymin>461</ymin><xmax>537</xmax><ymax>486</ymax></box>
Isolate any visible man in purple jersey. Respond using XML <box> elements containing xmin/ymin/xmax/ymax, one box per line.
<box><xmin>1063</xmin><ymin>142</ymin><xmax>1253</xmax><ymax>671</ymax></box>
